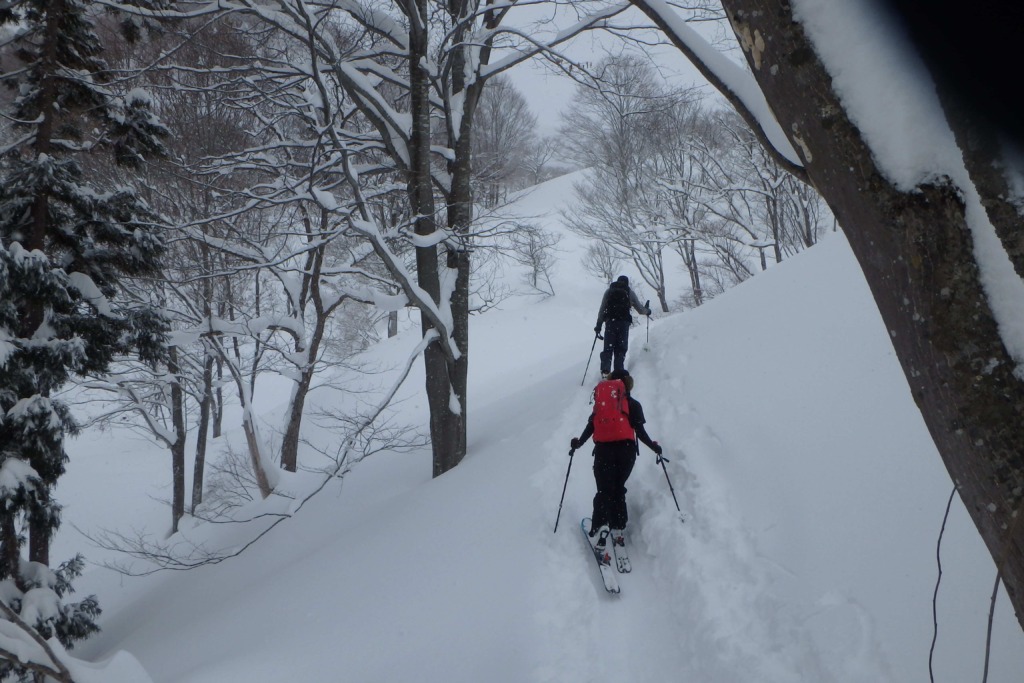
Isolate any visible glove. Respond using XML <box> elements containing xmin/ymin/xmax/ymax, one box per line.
<box><xmin>571</xmin><ymin>438</ymin><xmax>582</xmax><ymax>451</ymax></box>
<box><xmin>645</xmin><ymin>308</ymin><xmax>652</xmax><ymax>317</ymax></box>
<box><xmin>594</xmin><ymin>324</ymin><xmax>602</xmax><ymax>334</ymax></box>
<box><xmin>652</xmin><ymin>441</ymin><xmax>663</xmax><ymax>456</ymax></box>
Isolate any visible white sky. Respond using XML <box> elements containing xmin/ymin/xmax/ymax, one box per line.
<box><xmin>503</xmin><ymin>6</ymin><xmax>728</xmax><ymax>134</ymax></box>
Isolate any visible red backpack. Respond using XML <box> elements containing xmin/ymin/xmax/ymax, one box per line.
<box><xmin>592</xmin><ymin>379</ymin><xmax>634</xmax><ymax>442</ymax></box>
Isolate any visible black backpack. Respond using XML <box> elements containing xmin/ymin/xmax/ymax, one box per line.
<box><xmin>605</xmin><ymin>285</ymin><xmax>631</xmax><ymax>321</ymax></box>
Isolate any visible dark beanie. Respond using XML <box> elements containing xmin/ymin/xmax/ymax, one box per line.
<box><xmin>608</xmin><ymin>369</ymin><xmax>633</xmax><ymax>393</ymax></box>
<box><xmin>616</xmin><ymin>275</ymin><xmax>629</xmax><ymax>286</ymax></box>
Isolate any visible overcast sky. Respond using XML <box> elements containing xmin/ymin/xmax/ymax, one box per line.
<box><xmin>503</xmin><ymin>7</ymin><xmax>732</xmax><ymax>135</ymax></box>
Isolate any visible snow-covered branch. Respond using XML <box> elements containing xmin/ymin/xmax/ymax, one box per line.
<box><xmin>629</xmin><ymin>0</ymin><xmax>805</xmax><ymax>180</ymax></box>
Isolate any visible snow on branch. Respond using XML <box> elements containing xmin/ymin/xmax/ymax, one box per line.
<box><xmin>348</xmin><ymin>216</ymin><xmax>460</xmax><ymax>361</ymax></box>
<box><xmin>0</xmin><ymin>600</ymin><xmax>73</xmax><ymax>683</ymax></box>
<box><xmin>630</xmin><ymin>0</ymin><xmax>805</xmax><ymax>180</ymax></box>
<box><xmin>67</xmin><ymin>272</ymin><xmax>113</xmax><ymax>317</ymax></box>
<box><xmin>478</xmin><ymin>2</ymin><xmax>633</xmax><ymax>80</ymax></box>
<box><xmin>341</xmin><ymin>153</ymin><xmax>462</xmax><ymax>361</ymax></box>
<box><xmin>328</xmin><ymin>0</ymin><xmax>411</xmax><ymax>51</ymax></box>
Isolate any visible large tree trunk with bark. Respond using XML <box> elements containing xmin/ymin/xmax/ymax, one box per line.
<box><xmin>408</xmin><ymin>0</ymin><xmax>465</xmax><ymax>477</ymax></box>
<box><xmin>935</xmin><ymin>85</ymin><xmax>1024</xmax><ymax>280</ymax></box>
<box><xmin>704</xmin><ymin>0</ymin><xmax>1024</xmax><ymax>629</ymax></box>
<box><xmin>441</xmin><ymin>29</ymin><xmax>481</xmax><ymax>476</ymax></box>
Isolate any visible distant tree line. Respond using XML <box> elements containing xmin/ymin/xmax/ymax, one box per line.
<box><xmin>559</xmin><ymin>55</ymin><xmax>831</xmax><ymax>312</ymax></box>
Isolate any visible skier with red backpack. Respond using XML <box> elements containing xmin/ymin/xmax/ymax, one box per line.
<box><xmin>570</xmin><ymin>369</ymin><xmax>662</xmax><ymax>564</ymax></box>
<box><xmin>594</xmin><ymin>275</ymin><xmax>651</xmax><ymax>378</ymax></box>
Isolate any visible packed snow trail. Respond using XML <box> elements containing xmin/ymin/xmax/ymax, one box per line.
<box><xmin>530</xmin><ymin>328</ymin><xmax>839</xmax><ymax>682</ymax></box>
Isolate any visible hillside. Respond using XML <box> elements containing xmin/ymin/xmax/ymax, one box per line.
<box><xmin>53</xmin><ymin>172</ymin><xmax>1024</xmax><ymax>682</ymax></box>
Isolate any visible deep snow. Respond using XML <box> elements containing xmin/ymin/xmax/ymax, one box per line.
<box><xmin>43</xmin><ymin>170</ymin><xmax>1024</xmax><ymax>682</ymax></box>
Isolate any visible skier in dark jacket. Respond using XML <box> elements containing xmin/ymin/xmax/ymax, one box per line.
<box><xmin>570</xmin><ymin>369</ymin><xmax>661</xmax><ymax>548</ymax></box>
<box><xmin>595</xmin><ymin>275</ymin><xmax>650</xmax><ymax>377</ymax></box>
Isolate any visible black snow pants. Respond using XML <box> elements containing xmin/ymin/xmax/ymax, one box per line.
<box><xmin>599</xmin><ymin>319</ymin><xmax>630</xmax><ymax>374</ymax></box>
<box><xmin>591</xmin><ymin>440</ymin><xmax>637</xmax><ymax>531</ymax></box>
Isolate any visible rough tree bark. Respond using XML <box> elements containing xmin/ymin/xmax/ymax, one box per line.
<box><xmin>690</xmin><ymin>0</ymin><xmax>1024</xmax><ymax>628</ymax></box>
<box><xmin>439</xmin><ymin>0</ymin><xmax>492</xmax><ymax>475</ymax></box>
<box><xmin>407</xmin><ymin>0</ymin><xmax>466</xmax><ymax>477</ymax></box>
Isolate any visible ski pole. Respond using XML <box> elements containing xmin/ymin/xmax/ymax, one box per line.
<box><xmin>580</xmin><ymin>331</ymin><xmax>601</xmax><ymax>386</ymax></box>
<box><xmin>646</xmin><ymin>301</ymin><xmax>650</xmax><ymax>346</ymax></box>
<box><xmin>553</xmin><ymin>448</ymin><xmax>576</xmax><ymax>533</ymax></box>
<box><xmin>657</xmin><ymin>453</ymin><xmax>684</xmax><ymax>520</ymax></box>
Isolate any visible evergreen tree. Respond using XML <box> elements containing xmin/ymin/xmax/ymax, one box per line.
<box><xmin>0</xmin><ymin>0</ymin><xmax>168</xmax><ymax>672</ymax></box>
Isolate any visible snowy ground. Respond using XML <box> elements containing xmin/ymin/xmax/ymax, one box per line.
<box><xmin>51</xmin><ymin>171</ymin><xmax>1024</xmax><ymax>682</ymax></box>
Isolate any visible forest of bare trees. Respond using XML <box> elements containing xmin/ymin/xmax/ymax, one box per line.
<box><xmin>559</xmin><ymin>55</ymin><xmax>829</xmax><ymax>312</ymax></box>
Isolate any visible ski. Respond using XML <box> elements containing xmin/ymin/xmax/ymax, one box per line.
<box><xmin>611</xmin><ymin>530</ymin><xmax>631</xmax><ymax>573</ymax></box>
<box><xmin>581</xmin><ymin>518</ymin><xmax>620</xmax><ymax>594</ymax></box>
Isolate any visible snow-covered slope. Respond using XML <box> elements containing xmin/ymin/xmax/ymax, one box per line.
<box><xmin>56</xmin><ymin>172</ymin><xmax>1024</xmax><ymax>682</ymax></box>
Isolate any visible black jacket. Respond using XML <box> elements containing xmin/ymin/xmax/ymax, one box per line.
<box><xmin>596</xmin><ymin>281</ymin><xmax>648</xmax><ymax>327</ymax></box>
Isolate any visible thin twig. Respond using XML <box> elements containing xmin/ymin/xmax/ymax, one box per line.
<box><xmin>929</xmin><ymin>486</ymin><xmax>957</xmax><ymax>682</ymax></box>
<box><xmin>982</xmin><ymin>570</ymin><xmax>1001</xmax><ymax>683</ymax></box>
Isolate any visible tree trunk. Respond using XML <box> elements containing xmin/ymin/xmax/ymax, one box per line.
<box><xmin>27</xmin><ymin>499</ymin><xmax>50</xmax><ymax>568</ymax></box>
<box><xmin>656</xmin><ymin>289</ymin><xmax>669</xmax><ymax>313</ymax></box>
<box><xmin>22</xmin><ymin>0</ymin><xmax>63</xmax><ymax>571</ymax></box>
<box><xmin>442</xmin><ymin>108</ymin><xmax>476</xmax><ymax>476</ymax></box>
<box><xmin>241</xmin><ymin>409</ymin><xmax>273</xmax><ymax>499</ymax></box>
<box><xmin>407</xmin><ymin>0</ymin><xmax>463</xmax><ymax>477</ymax></box>
<box><xmin>688</xmin><ymin>239</ymin><xmax>704</xmax><ymax>306</ymax></box>
<box><xmin>443</xmin><ymin>248</ymin><xmax>470</xmax><ymax>475</ymax></box>
<box><xmin>168</xmin><ymin>346</ymin><xmax>186</xmax><ymax>533</ymax></box>
<box><xmin>280</xmin><ymin>372</ymin><xmax>311</xmax><ymax>473</ymax></box>
<box><xmin>280</xmin><ymin>231</ymin><xmax>337</xmax><ymax>474</ymax></box>
<box><xmin>713</xmin><ymin>0</ymin><xmax>1024</xmax><ymax>629</ymax></box>
<box><xmin>191</xmin><ymin>352</ymin><xmax>213</xmax><ymax>515</ymax></box>
<box><xmin>280</xmin><ymin>319</ymin><xmax>324</xmax><ymax>472</ymax></box>
<box><xmin>215</xmin><ymin>339</ymin><xmax>273</xmax><ymax>498</ymax></box>
<box><xmin>213</xmin><ymin>355</ymin><xmax>224</xmax><ymax>438</ymax></box>
<box><xmin>935</xmin><ymin>83</ymin><xmax>1024</xmax><ymax>280</ymax></box>
<box><xmin>1</xmin><ymin>516</ymin><xmax>22</xmax><ymax>591</ymax></box>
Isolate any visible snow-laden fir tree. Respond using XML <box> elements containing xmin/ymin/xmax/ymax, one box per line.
<box><xmin>0</xmin><ymin>0</ymin><xmax>167</xmax><ymax>675</ymax></box>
